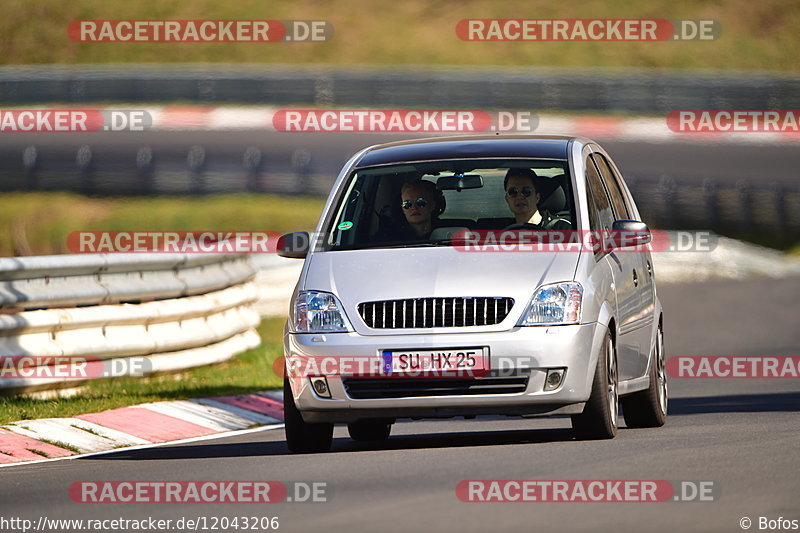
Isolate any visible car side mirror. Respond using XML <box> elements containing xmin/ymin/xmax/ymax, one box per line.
<box><xmin>277</xmin><ymin>231</ymin><xmax>310</xmax><ymax>258</ymax></box>
<box><xmin>610</xmin><ymin>220</ymin><xmax>651</xmax><ymax>248</ymax></box>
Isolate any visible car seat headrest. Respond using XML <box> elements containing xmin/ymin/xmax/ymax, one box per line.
<box><xmin>537</xmin><ymin>174</ymin><xmax>567</xmax><ymax>213</ymax></box>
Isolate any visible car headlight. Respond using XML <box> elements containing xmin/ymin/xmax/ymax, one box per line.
<box><xmin>293</xmin><ymin>291</ymin><xmax>353</xmax><ymax>333</ymax></box>
<box><xmin>518</xmin><ymin>282</ymin><xmax>583</xmax><ymax>325</ymax></box>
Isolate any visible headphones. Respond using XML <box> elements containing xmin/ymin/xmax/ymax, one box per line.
<box><xmin>433</xmin><ymin>187</ymin><xmax>446</xmax><ymax>217</ymax></box>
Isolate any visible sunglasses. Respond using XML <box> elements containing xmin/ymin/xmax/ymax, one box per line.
<box><xmin>507</xmin><ymin>186</ymin><xmax>533</xmax><ymax>198</ymax></box>
<box><xmin>402</xmin><ymin>197</ymin><xmax>429</xmax><ymax>209</ymax></box>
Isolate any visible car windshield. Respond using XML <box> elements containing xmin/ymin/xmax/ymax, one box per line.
<box><xmin>322</xmin><ymin>158</ymin><xmax>574</xmax><ymax>251</ymax></box>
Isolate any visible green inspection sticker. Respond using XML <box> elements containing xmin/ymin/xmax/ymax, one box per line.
<box><xmin>338</xmin><ymin>221</ymin><xmax>354</xmax><ymax>230</ymax></box>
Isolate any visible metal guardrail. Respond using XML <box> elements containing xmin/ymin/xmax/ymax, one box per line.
<box><xmin>627</xmin><ymin>176</ymin><xmax>800</xmax><ymax>234</ymax></box>
<box><xmin>0</xmin><ymin>253</ymin><xmax>255</xmax><ymax>309</ymax></box>
<box><xmin>0</xmin><ymin>252</ymin><xmax>261</xmax><ymax>394</ymax></box>
<box><xmin>2</xmin><ymin>65</ymin><xmax>800</xmax><ymax>111</ymax></box>
<box><xmin>2</xmin><ymin>131</ymin><xmax>798</xmax><ymax>234</ymax></box>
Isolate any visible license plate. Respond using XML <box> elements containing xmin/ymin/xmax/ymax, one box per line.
<box><xmin>381</xmin><ymin>348</ymin><xmax>489</xmax><ymax>375</ymax></box>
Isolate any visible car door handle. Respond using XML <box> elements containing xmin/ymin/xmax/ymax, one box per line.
<box><xmin>632</xmin><ymin>269</ymin><xmax>639</xmax><ymax>287</ymax></box>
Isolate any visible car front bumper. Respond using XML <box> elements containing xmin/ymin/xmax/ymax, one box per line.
<box><xmin>284</xmin><ymin>322</ymin><xmax>606</xmax><ymax>424</ymax></box>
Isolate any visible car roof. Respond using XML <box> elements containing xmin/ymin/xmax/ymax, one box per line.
<box><xmin>354</xmin><ymin>135</ymin><xmax>578</xmax><ymax>167</ymax></box>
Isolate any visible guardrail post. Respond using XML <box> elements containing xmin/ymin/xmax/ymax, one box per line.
<box><xmin>136</xmin><ymin>146</ymin><xmax>155</xmax><ymax>195</ymax></box>
<box><xmin>314</xmin><ymin>76</ymin><xmax>334</xmax><ymax>105</ymax></box>
<box><xmin>702</xmin><ymin>178</ymin><xmax>719</xmax><ymax>230</ymax></box>
<box><xmin>736</xmin><ymin>179</ymin><xmax>752</xmax><ymax>231</ymax></box>
<box><xmin>198</xmin><ymin>79</ymin><xmax>216</xmax><ymax>101</ymax></box>
<box><xmin>77</xmin><ymin>144</ymin><xmax>94</xmax><ymax>195</ymax></box>
<box><xmin>658</xmin><ymin>175</ymin><xmax>676</xmax><ymax>228</ymax></box>
<box><xmin>770</xmin><ymin>181</ymin><xmax>787</xmax><ymax>232</ymax></box>
<box><xmin>188</xmin><ymin>145</ymin><xmax>206</xmax><ymax>194</ymax></box>
<box><xmin>22</xmin><ymin>145</ymin><xmax>38</xmax><ymax>190</ymax></box>
<box><xmin>243</xmin><ymin>147</ymin><xmax>263</xmax><ymax>192</ymax></box>
<box><xmin>291</xmin><ymin>148</ymin><xmax>312</xmax><ymax>195</ymax></box>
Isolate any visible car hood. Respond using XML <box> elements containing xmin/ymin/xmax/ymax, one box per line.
<box><xmin>303</xmin><ymin>246</ymin><xmax>581</xmax><ymax>335</ymax></box>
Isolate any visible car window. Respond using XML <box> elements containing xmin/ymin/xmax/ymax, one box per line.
<box><xmin>584</xmin><ymin>155</ymin><xmax>615</xmax><ymax>231</ymax></box>
<box><xmin>592</xmin><ymin>153</ymin><xmax>631</xmax><ymax>220</ymax></box>
<box><xmin>440</xmin><ymin>167</ymin><xmax>567</xmax><ymax>220</ymax></box>
<box><xmin>438</xmin><ymin>169</ymin><xmax>510</xmax><ymax>220</ymax></box>
<box><xmin>585</xmin><ymin>176</ymin><xmax>601</xmax><ymax>232</ymax></box>
<box><xmin>322</xmin><ymin>158</ymin><xmax>574</xmax><ymax>251</ymax></box>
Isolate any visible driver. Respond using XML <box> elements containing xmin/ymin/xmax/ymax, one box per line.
<box><xmin>505</xmin><ymin>168</ymin><xmax>542</xmax><ymax>225</ymax></box>
<box><xmin>504</xmin><ymin>168</ymin><xmax>570</xmax><ymax>229</ymax></box>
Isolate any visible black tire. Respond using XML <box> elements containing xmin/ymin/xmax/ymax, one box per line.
<box><xmin>622</xmin><ymin>325</ymin><xmax>667</xmax><ymax>428</ymax></box>
<box><xmin>572</xmin><ymin>330</ymin><xmax>618</xmax><ymax>440</ymax></box>
<box><xmin>283</xmin><ymin>377</ymin><xmax>333</xmax><ymax>453</ymax></box>
<box><xmin>347</xmin><ymin>420</ymin><xmax>392</xmax><ymax>442</ymax></box>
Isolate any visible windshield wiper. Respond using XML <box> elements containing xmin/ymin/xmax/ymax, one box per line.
<box><xmin>331</xmin><ymin>241</ymin><xmax>443</xmax><ymax>251</ymax></box>
<box><xmin>364</xmin><ymin>242</ymin><xmax>440</xmax><ymax>249</ymax></box>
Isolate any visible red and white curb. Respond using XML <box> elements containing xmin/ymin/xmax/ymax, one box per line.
<box><xmin>5</xmin><ymin>105</ymin><xmax>798</xmax><ymax>144</ymax></box>
<box><xmin>0</xmin><ymin>391</ymin><xmax>283</xmax><ymax>466</ymax></box>
<box><xmin>139</xmin><ymin>106</ymin><xmax>800</xmax><ymax>145</ymax></box>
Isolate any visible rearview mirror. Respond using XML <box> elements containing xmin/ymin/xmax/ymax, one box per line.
<box><xmin>437</xmin><ymin>174</ymin><xmax>483</xmax><ymax>191</ymax></box>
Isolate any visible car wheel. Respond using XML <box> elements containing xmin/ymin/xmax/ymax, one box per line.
<box><xmin>283</xmin><ymin>377</ymin><xmax>333</xmax><ymax>453</ymax></box>
<box><xmin>347</xmin><ymin>420</ymin><xmax>392</xmax><ymax>442</ymax></box>
<box><xmin>572</xmin><ymin>330</ymin><xmax>618</xmax><ymax>440</ymax></box>
<box><xmin>621</xmin><ymin>325</ymin><xmax>668</xmax><ymax>428</ymax></box>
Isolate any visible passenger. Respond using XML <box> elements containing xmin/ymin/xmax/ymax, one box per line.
<box><xmin>504</xmin><ymin>168</ymin><xmax>570</xmax><ymax>229</ymax></box>
<box><xmin>373</xmin><ymin>179</ymin><xmax>442</xmax><ymax>241</ymax></box>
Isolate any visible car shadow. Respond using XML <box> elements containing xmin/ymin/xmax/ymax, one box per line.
<box><xmin>84</xmin><ymin>425</ymin><xmax>576</xmax><ymax>461</ymax></box>
<box><xmin>83</xmin><ymin>391</ymin><xmax>799</xmax><ymax>461</ymax></box>
<box><xmin>338</xmin><ymin>426</ymin><xmax>578</xmax><ymax>453</ymax></box>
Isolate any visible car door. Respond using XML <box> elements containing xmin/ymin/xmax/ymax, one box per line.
<box><xmin>594</xmin><ymin>151</ymin><xmax>656</xmax><ymax>378</ymax></box>
<box><xmin>583</xmin><ymin>147</ymin><xmax>642</xmax><ymax>381</ymax></box>
<box><xmin>591</xmin><ymin>149</ymin><xmax>654</xmax><ymax>379</ymax></box>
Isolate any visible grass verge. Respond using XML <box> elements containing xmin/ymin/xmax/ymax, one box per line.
<box><xmin>0</xmin><ymin>317</ymin><xmax>285</xmax><ymax>425</ymax></box>
<box><xmin>1</xmin><ymin>0</ymin><xmax>799</xmax><ymax>71</ymax></box>
<box><xmin>0</xmin><ymin>192</ymin><xmax>325</xmax><ymax>256</ymax></box>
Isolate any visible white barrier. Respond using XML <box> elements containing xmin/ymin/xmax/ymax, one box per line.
<box><xmin>0</xmin><ymin>252</ymin><xmax>261</xmax><ymax>394</ymax></box>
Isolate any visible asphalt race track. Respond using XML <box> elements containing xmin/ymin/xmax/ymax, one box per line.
<box><xmin>1</xmin><ymin>276</ymin><xmax>798</xmax><ymax>533</ymax></box>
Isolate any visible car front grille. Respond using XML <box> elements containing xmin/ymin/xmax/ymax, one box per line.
<box><xmin>358</xmin><ymin>297</ymin><xmax>514</xmax><ymax>329</ymax></box>
<box><xmin>343</xmin><ymin>372</ymin><xmax>530</xmax><ymax>399</ymax></box>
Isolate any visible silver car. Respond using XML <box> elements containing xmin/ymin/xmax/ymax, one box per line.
<box><xmin>279</xmin><ymin>135</ymin><xmax>667</xmax><ymax>453</ymax></box>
